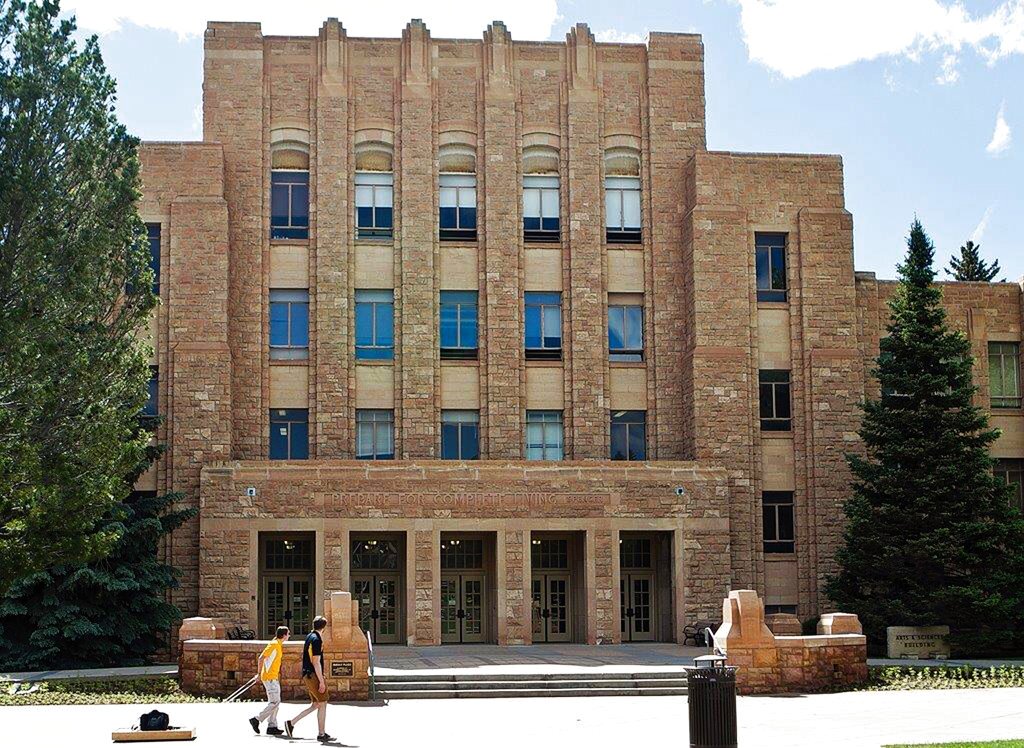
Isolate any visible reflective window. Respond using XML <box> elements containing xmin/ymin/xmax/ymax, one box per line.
<box><xmin>619</xmin><ymin>537</ymin><xmax>652</xmax><ymax>569</ymax></box>
<box><xmin>441</xmin><ymin>410</ymin><xmax>480</xmax><ymax>460</ymax></box>
<box><xmin>439</xmin><ymin>174</ymin><xmax>477</xmax><ymax>240</ymax></box>
<box><xmin>269</xmin><ymin>409</ymin><xmax>309</xmax><ymax>460</ymax></box>
<box><xmin>610</xmin><ymin>410</ymin><xmax>646</xmax><ymax>461</ymax></box>
<box><xmin>356</xmin><ymin>409</ymin><xmax>394</xmax><ymax>460</ymax></box>
<box><xmin>523</xmin><ymin>175</ymin><xmax>560</xmax><ymax>242</ymax></box>
<box><xmin>440</xmin><ymin>538</ymin><xmax>484</xmax><ymax>570</ymax></box>
<box><xmin>994</xmin><ymin>459</ymin><xmax>1024</xmax><ymax>512</ymax></box>
<box><xmin>605</xmin><ymin>176</ymin><xmax>641</xmax><ymax>243</ymax></box>
<box><xmin>608</xmin><ymin>298</ymin><xmax>643</xmax><ymax>362</ymax></box>
<box><xmin>755</xmin><ymin>233</ymin><xmax>787</xmax><ymax>302</ymax></box>
<box><xmin>525</xmin><ymin>410</ymin><xmax>563</xmax><ymax>461</ymax></box>
<box><xmin>269</xmin><ymin>289</ymin><xmax>309</xmax><ymax>360</ymax></box>
<box><xmin>147</xmin><ymin>224</ymin><xmax>160</xmax><ymax>294</ymax></box>
<box><xmin>440</xmin><ymin>291</ymin><xmax>478</xmax><ymax>359</ymax></box>
<box><xmin>351</xmin><ymin>539</ymin><xmax>400</xmax><ymax>570</ymax></box>
<box><xmin>264</xmin><ymin>537</ymin><xmax>314</xmax><ymax>570</ymax></box>
<box><xmin>355</xmin><ymin>172</ymin><xmax>393</xmax><ymax>239</ymax></box>
<box><xmin>759</xmin><ymin>370</ymin><xmax>792</xmax><ymax>431</ymax></box>
<box><xmin>270</xmin><ymin>170</ymin><xmax>309</xmax><ymax>239</ymax></box>
<box><xmin>142</xmin><ymin>366</ymin><xmax>158</xmax><ymax>420</ymax></box>
<box><xmin>763</xmin><ymin>491</ymin><xmax>795</xmax><ymax>553</ymax></box>
<box><xmin>355</xmin><ymin>290</ymin><xmax>394</xmax><ymax>360</ymax></box>
<box><xmin>989</xmin><ymin>342</ymin><xmax>1021</xmax><ymax>409</ymax></box>
<box><xmin>525</xmin><ymin>292</ymin><xmax>562</xmax><ymax>360</ymax></box>
<box><xmin>531</xmin><ymin>538</ymin><xmax>569</xmax><ymax>569</ymax></box>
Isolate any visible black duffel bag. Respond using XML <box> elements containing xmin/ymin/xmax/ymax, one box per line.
<box><xmin>139</xmin><ymin>710</ymin><xmax>170</xmax><ymax>731</ymax></box>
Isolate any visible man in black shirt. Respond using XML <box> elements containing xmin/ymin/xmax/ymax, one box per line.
<box><xmin>285</xmin><ymin>616</ymin><xmax>332</xmax><ymax>742</ymax></box>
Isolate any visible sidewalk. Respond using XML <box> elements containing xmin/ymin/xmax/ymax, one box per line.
<box><xmin>0</xmin><ymin>664</ymin><xmax>177</xmax><ymax>684</ymax></box>
<box><xmin>2</xmin><ymin>688</ymin><xmax>1023</xmax><ymax>747</ymax></box>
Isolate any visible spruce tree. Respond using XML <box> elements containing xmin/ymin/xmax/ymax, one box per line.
<box><xmin>827</xmin><ymin>220</ymin><xmax>1024</xmax><ymax>654</ymax></box>
<box><xmin>946</xmin><ymin>240</ymin><xmax>1001</xmax><ymax>281</ymax></box>
<box><xmin>0</xmin><ymin>432</ymin><xmax>194</xmax><ymax>669</ymax></box>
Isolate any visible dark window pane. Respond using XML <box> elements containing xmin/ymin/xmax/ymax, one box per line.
<box><xmin>759</xmin><ymin>383</ymin><xmax>774</xmax><ymax>419</ymax></box>
<box><xmin>441</xmin><ymin>424</ymin><xmax>458</xmax><ymax>459</ymax></box>
<box><xmin>460</xmin><ymin>207</ymin><xmax>476</xmax><ymax>229</ymax></box>
<box><xmin>290</xmin><ymin>421</ymin><xmax>309</xmax><ymax>459</ymax></box>
<box><xmin>460</xmin><ymin>305</ymin><xmax>477</xmax><ymax>348</ymax></box>
<box><xmin>524</xmin><ymin>216</ymin><xmax>540</xmax><ymax>231</ymax></box>
<box><xmin>355</xmin><ymin>304</ymin><xmax>373</xmax><ymax>347</ymax></box>
<box><xmin>610</xmin><ymin>424</ymin><xmax>627</xmax><ymax>460</ymax></box>
<box><xmin>525</xmin><ymin>304</ymin><xmax>542</xmax><ymax>348</ymax></box>
<box><xmin>778</xmin><ymin>504</ymin><xmax>794</xmax><ymax>541</ymax></box>
<box><xmin>356</xmin><ymin>206</ymin><xmax>373</xmax><ymax>227</ymax></box>
<box><xmin>290</xmin><ymin>303</ymin><xmax>309</xmax><ymax>347</ymax></box>
<box><xmin>291</xmin><ymin>184</ymin><xmax>309</xmax><ymax>227</ymax></box>
<box><xmin>440</xmin><ymin>303</ymin><xmax>458</xmax><ymax>348</ymax></box>
<box><xmin>376</xmin><ymin>207</ymin><xmax>393</xmax><ymax>228</ymax></box>
<box><xmin>608</xmin><ymin>308</ymin><xmax>625</xmax><ymax>349</ymax></box>
<box><xmin>376</xmin><ymin>303</ymin><xmax>394</xmax><ymax>347</ymax></box>
<box><xmin>542</xmin><ymin>216</ymin><xmax>559</xmax><ymax>232</ymax></box>
<box><xmin>625</xmin><ymin>307</ymin><xmax>643</xmax><ymax>350</ymax></box>
<box><xmin>270</xmin><ymin>303</ymin><xmax>289</xmax><ymax>346</ymax></box>
<box><xmin>463</xmin><ymin>425</ymin><xmax>479</xmax><ymax>460</ymax></box>
<box><xmin>762</xmin><ymin>504</ymin><xmax>776</xmax><ymax>541</ymax></box>
<box><xmin>269</xmin><ymin>425</ymin><xmax>288</xmax><ymax>460</ymax></box>
<box><xmin>439</xmin><ymin>206</ymin><xmax>457</xmax><ymax>229</ymax></box>
<box><xmin>628</xmin><ymin>424</ymin><xmax>646</xmax><ymax>460</ymax></box>
<box><xmin>775</xmin><ymin>384</ymin><xmax>791</xmax><ymax>418</ymax></box>
<box><xmin>271</xmin><ymin>184</ymin><xmax>289</xmax><ymax>227</ymax></box>
<box><xmin>771</xmin><ymin>246</ymin><xmax>786</xmax><ymax>289</ymax></box>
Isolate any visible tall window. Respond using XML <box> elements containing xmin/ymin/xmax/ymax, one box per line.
<box><xmin>610</xmin><ymin>410</ymin><xmax>646</xmax><ymax>461</ymax></box>
<box><xmin>355</xmin><ymin>290</ymin><xmax>394</xmax><ymax>361</ymax></box>
<box><xmin>269</xmin><ymin>290</ymin><xmax>309</xmax><ymax>360</ymax></box>
<box><xmin>440</xmin><ymin>291</ymin><xmax>478</xmax><ymax>360</ymax></box>
<box><xmin>142</xmin><ymin>366</ymin><xmax>158</xmax><ymax>421</ymax></box>
<box><xmin>608</xmin><ymin>294</ymin><xmax>643</xmax><ymax>362</ymax></box>
<box><xmin>270</xmin><ymin>171</ymin><xmax>309</xmax><ymax>239</ymax></box>
<box><xmin>994</xmin><ymin>459</ymin><xmax>1024</xmax><ymax>512</ymax></box>
<box><xmin>604</xmin><ymin>177</ymin><xmax>641</xmax><ymax>243</ymax></box>
<box><xmin>441</xmin><ymin>410</ymin><xmax>480</xmax><ymax>460</ymax></box>
<box><xmin>270</xmin><ymin>409</ymin><xmax>309</xmax><ymax>460</ymax></box>
<box><xmin>755</xmin><ymin>233</ymin><xmax>787</xmax><ymax>302</ymax></box>
<box><xmin>147</xmin><ymin>224</ymin><xmax>161</xmax><ymax>294</ymax></box>
<box><xmin>355</xmin><ymin>172</ymin><xmax>393</xmax><ymax>239</ymax></box>
<box><xmin>762</xmin><ymin>491</ymin><xmax>795</xmax><ymax>553</ymax></box>
<box><xmin>989</xmin><ymin>342</ymin><xmax>1021</xmax><ymax>409</ymax></box>
<box><xmin>525</xmin><ymin>410</ymin><xmax>563</xmax><ymax>461</ymax></box>
<box><xmin>759</xmin><ymin>370</ymin><xmax>792</xmax><ymax>431</ymax></box>
<box><xmin>523</xmin><ymin>176</ymin><xmax>560</xmax><ymax>242</ymax></box>
<box><xmin>525</xmin><ymin>292</ymin><xmax>562</xmax><ymax>360</ymax></box>
<box><xmin>356</xmin><ymin>409</ymin><xmax>394</xmax><ymax>460</ymax></box>
<box><xmin>439</xmin><ymin>174</ymin><xmax>477</xmax><ymax>240</ymax></box>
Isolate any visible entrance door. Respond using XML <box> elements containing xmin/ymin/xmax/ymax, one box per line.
<box><xmin>262</xmin><ymin>574</ymin><xmax>313</xmax><ymax>637</ymax></box>
<box><xmin>440</xmin><ymin>573</ymin><xmax>486</xmax><ymax>644</ymax></box>
<box><xmin>531</xmin><ymin>573</ymin><xmax>571</xmax><ymax>643</ymax></box>
<box><xmin>351</xmin><ymin>574</ymin><xmax>402</xmax><ymax>644</ymax></box>
<box><xmin>620</xmin><ymin>572</ymin><xmax>655</xmax><ymax>642</ymax></box>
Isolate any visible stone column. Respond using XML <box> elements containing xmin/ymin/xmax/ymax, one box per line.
<box><xmin>412</xmin><ymin>528</ymin><xmax>438</xmax><ymax>645</ymax></box>
<box><xmin>502</xmin><ymin>528</ymin><xmax>528</xmax><ymax>644</ymax></box>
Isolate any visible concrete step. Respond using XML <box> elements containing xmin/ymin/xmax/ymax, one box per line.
<box><xmin>373</xmin><ymin>670</ymin><xmax>691</xmax><ymax>698</ymax></box>
<box><xmin>378</xmin><ymin>677</ymin><xmax>689</xmax><ymax>692</ymax></box>
<box><xmin>376</xmin><ymin>685</ymin><xmax>688</xmax><ymax>699</ymax></box>
<box><xmin>374</xmin><ymin>670</ymin><xmax>691</xmax><ymax>683</ymax></box>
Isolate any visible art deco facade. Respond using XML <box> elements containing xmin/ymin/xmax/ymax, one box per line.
<box><xmin>135</xmin><ymin>19</ymin><xmax>1024</xmax><ymax>645</ymax></box>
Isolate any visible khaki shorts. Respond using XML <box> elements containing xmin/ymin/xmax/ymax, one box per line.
<box><xmin>302</xmin><ymin>674</ymin><xmax>329</xmax><ymax>703</ymax></box>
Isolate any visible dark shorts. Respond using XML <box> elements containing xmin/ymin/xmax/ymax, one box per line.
<box><xmin>302</xmin><ymin>674</ymin><xmax>329</xmax><ymax>703</ymax></box>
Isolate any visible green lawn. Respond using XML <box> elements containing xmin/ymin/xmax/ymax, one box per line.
<box><xmin>885</xmin><ymin>741</ymin><xmax>1024</xmax><ymax>748</ymax></box>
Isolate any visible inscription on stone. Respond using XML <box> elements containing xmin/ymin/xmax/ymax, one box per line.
<box><xmin>330</xmin><ymin>660</ymin><xmax>353</xmax><ymax>678</ymax></box>
<box><xmin>886</xmin><ymin>626</ymin><xmax>950</xmax><ymax>659</ymax></box>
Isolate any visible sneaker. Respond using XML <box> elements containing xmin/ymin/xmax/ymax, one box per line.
<box><xmin>284</xmin><ymin>720</ymin><xmax>294</xmax><ymax>738</ymax></box>
<box><xmin>317</xmin><ymin>734</ymin><xmax>333</xmax><ymax>743</ymax></box>
<box><xmin>266</xmin><ymin>727</ymin><xmax>284</xmax><ymax>736</ymax></box>
<box><xmin>249</xmin><ymin>717</ymin><xmax>260</xmax><ymax>734</ymax></box>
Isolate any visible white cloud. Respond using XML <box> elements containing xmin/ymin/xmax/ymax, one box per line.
<box><xmin>594</xmin><ymin>29</ymin><xmax>646</xmax><ymax>44</ymax></box>
<box><xmin>936</xmin><ymin>52</ymin><xmax>959</xmax><ymax>84</ymax></box>
<box><xmin>971</xmin><ymin>205</ymin><xmax>994</xmax><ymax>244</ymax></box>
<box><xmin>986</xmin><ymin>100</ymin><xmax>1012</xmax><ymax>155</ymax></box>
<box><xmin>735</xmin><ymin>0</ymin><xmax>1024</xmax><ymax>78</ymax></box>
<box><xmin>62</xmin><ymin>0</ymin><xmax>559</xmax><ymax>41</ymax></box>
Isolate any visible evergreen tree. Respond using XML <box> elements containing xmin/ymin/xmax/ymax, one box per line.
<box><xmin>827</xmin><ymin>220</ymin><xmax>1024</xmax><ymax>654</ymax></box>
<box><xmin>946</xmin><ymin>240</ymin><xmax>1002</xmax><ymax>281</ymax></box>
<box><xmin>0</xmin><ymin>1</ymin><xmax>155</xmax><ymax>592</ymax></box>
<box><xmin>0</xmin><ymin>431</ymin><xmax>194</xmax><ymax>670</ymax></box>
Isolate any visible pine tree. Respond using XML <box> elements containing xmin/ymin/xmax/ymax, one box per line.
<box><xmin>0</xmin><ymin>432</ymin><xmax>195</xmax><ymax>669</ymax></box>
<box><xmin>946</xmin><ymin>240</ymin><xmax>1002</xmax><ymax>281</ymax></box>
<box><xmin>826</xmin><ymin>220</ymin><xmax>1024</xmax><ymax>655</ymax></box>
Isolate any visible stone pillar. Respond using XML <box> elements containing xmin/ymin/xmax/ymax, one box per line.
<box><xmin>501</xmin><ymin>528</ymin><xmax>528</xmax><ymax>645</ymax></box>
<box><xmin>482</xmin><ymin>21</ymin><xmax>522</xmax><ymax>458</ymax></box>
<box><xmin>413</xmin><ymin>528</ymin><xmax>438</xmax><ymax>644</ymax></box>
<box><xmin>397</xmin><ymin>20</ymin><xmax>437</xmax><ymax>458</ymax></box>
<box><xmin>314</xmin><ymin>19</ymin><xmax>352</xmax><ymax>457</ymax></box>
<box><xmin>566</xmin><ymin>24</ymin><xmax>607</xmax><ymax>458</ymax></box>
<box><xmin>591</xmin><ymin>528</ymin><xmax>616</xmax><ymax>643</ymax></box>
<box><xmin>646</xmin><ymin>33</ymin><xmax>706</xmax><ymax>459</ymax></box>
<box><xmin>203</xmin><ymin>22</ymin><xmax>265</xmax><ymax>460</ymax></box>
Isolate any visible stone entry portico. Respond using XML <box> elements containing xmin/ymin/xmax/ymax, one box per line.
<box><xmin>197</xmin><ymin>461</ymin><xmax>731</xmax><ymax>646</ymax></box>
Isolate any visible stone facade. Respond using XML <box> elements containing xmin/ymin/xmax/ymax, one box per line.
<box><xmin>138</xmin><ymin>18</ymin><xmax>1024</xmax><ymax>647</ymax></box>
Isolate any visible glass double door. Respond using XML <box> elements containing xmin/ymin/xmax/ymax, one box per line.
<box><xmin>620</xmin><ymin>572</ymin><xmax>655</xmax><ymax>642</ymax></box>
<box><xmin>351</xmin><ymin>573</ymin><xmax>402</xmax><ymax>644</ymax></box>
<box><xmin>262</xmin><ymin>575</ymin><xmax>313</xmax><ymax>638</ymax></box>
<box><xmin>440</xmin><ymin>573</ymin><xmax>486</xmax><ymax>644</ymax></box>
<box><xmin>531</xmin><ymin>573</ymin><xmax>571</xmax><ymax>643</ymax></box>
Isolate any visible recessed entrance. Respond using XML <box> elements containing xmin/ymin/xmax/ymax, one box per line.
<box><xmin>619</xmin><ymin>531</ymin><xmax>673</xmax><ymax>642</ymax></box>
<box><xmin>350</xmin><ymin>533</ymin><xmax>406</xmax><ymax>645</ymax></box>
<box><xmin>440</xmin><ymin>533</ymin><xmax>496</xmax><ymax>644</ymax></box>
<box><xmin>531</xmin><ymin>532</ymin><xmax>585</xmax><ymax>643</ymax></box>
<box><xmin>258</xmin><ymin>532</ymin><xmax>315</xmax><ymax>638</ymax></box>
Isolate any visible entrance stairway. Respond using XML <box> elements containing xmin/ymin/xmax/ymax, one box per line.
<box><xmin>374</xmin><ymin>670</ymin><xmax>690</xmax><ymax>699</ymax></box>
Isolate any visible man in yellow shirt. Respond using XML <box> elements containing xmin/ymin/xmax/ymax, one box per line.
<box><xmin>249</xmin><ymin>626</ymin><xmax>290</xmax><ymax>735</ymax></box>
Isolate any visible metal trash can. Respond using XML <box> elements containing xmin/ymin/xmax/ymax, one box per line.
<box><xmin>687</xmin><ymin>655</ymin><xmax>738</xmax><ymax>748</ymax></box>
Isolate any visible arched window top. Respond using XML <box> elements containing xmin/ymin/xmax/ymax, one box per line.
<box><xmin>355</xmin><ymin>128</ymin><xmax>395</xmax><ymax>172</ymax></box>
<box><xmin>604</xmin><ymin>145</ymin><xmax>641</xmax><ymax>177</ymax></box>
<box><xmin>271</xmin><ymin>127</ymin><xmax>310</xmax><ymax>170</ymax></box>
<box><xmin>522</xmin><ymin>132</ymin><xmax>560</xmax><ymax>175</ymax></box>
<box><xmin>439</xmin><ymin>140</ymin><xmax>476</xmax><ymax>174</ymax></box>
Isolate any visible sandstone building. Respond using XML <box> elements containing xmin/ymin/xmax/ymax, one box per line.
<box><xmin>135</xmin><ymin>19</ymin><xmax>1024</xmax><ymax>646</ymax></box>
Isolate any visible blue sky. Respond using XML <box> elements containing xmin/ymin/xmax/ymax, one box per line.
<box><xmin>66</xmin><ymin>1</ymin><xmax>1023</xmax><ymax>281</ymax></box>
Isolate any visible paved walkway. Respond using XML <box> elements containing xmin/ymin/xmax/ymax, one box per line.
<box><xmin>3</xmin><ymin>689</ymin><xmax>1023</xmax><ymax>747</ymax></box>
<box><xmin>0</xmin><ymin>664</ymin><xmax>177</xmax><ymax>684</ymax></box>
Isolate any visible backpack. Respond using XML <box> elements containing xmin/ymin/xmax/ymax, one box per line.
<box><xmin>139</xmin><ymin>710</ymin><xmax>170</xmax><ymax>731</ymax></box>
